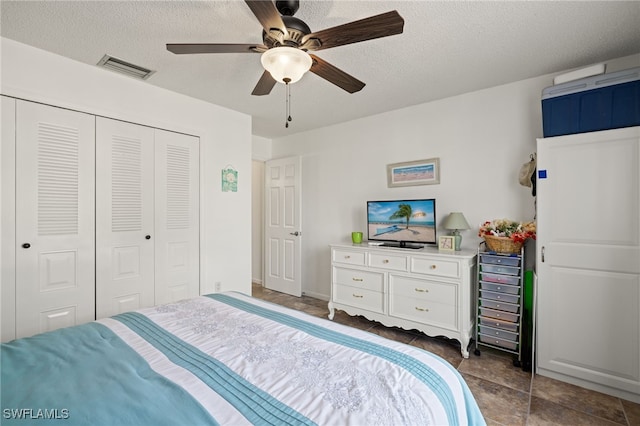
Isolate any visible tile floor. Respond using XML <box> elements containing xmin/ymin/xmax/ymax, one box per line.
<box><xmin>251</xmin><ymin>283</ymin><xmax>640</xmax><ymax>426</ymax></box>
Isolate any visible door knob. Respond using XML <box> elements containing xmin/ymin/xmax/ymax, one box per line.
<box><xmin>22</xmin><ymin>243</ymin><xmax>31</xmax><ymax>249</ymax></box>
<box><xmin>145</xmin><ymin>235</ymin><xmax>151</xmax><ymax>240</ymax></box>
<box><xmin>289</xmin><ymin>231</ymin><xmax>300</xmax><ymax>236</ymax></box>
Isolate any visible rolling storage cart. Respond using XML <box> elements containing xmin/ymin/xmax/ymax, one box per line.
<box><xmin>474</xmin><ymin>242</ymin><xmax>525</xmax><ymax>368</ymax></box>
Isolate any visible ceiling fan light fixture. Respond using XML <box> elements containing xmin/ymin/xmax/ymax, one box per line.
<box><xmin>261</xmin><ymin>46</ymin><xmax>312</xmax><ymax>84</ymax></box>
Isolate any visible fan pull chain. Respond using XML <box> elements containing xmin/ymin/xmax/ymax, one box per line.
<box><xmin>284</xmin><ymin>78</ymin><xmax>292</xmax><ymax>128</ymax></box>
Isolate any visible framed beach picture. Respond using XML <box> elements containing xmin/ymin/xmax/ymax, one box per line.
<box><xmin>438</xmin><ymin>236</ymin><xmax>455</xmax><ymax>252</ymax></box>
<box><xmin>387</xmin><ymin>158</ymin><xmax>440</xmax><ymax>187</ymax></box>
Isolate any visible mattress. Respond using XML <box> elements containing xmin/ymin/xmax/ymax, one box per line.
<box><xmin>1</xmin><ymin>292</ymin><xmax>485</xmax><ymax>425</ymax></box>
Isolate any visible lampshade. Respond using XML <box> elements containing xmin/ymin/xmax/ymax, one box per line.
<box><xmin>261</xmin><ymin>47</ymin><xmax>312</xmax><ymax>84</ymax></box>
<box><xmin>443</xmin><ymin>212</ymin><xmax>470</xmax><ymax>251</ymax></box>
<box><xmin>443</xmin><ymin>212</ymin><xmax>470</xmax><ymax>230</ymax></box>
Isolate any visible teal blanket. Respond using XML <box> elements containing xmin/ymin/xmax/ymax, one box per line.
<box><xmin>1</xmin><ymin>323</ymin><xmax>215</xmax><ymax>425</ymax></box>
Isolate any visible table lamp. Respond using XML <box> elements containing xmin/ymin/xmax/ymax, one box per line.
<box><xmin>443</xmin><ymin>212</ymin><xmax>470</xmax><ymax>251</ymax></box>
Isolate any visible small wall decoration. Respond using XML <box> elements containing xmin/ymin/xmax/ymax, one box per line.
<box><xmin>222</xmin><ymin>166</ymin><xmax>238</xmax><ymax>192</ymax></box>
<box><xmin>438</xmin><ymin>235</ymin><xmax>455</xmax><ymax>252</ymax></box>
<box><xmin>387</xmin><ymin>158</ymin><xmax>440</xmax><ymax>187</ymax></box>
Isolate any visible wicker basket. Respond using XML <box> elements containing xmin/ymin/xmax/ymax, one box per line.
<box><xmin>483</xmin><ymin>235</ymin><xmax>523</xmax><ymax>254</ymax></box>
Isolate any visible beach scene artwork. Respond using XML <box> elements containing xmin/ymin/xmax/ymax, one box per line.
<box><xmin>387</xmin><ymin>158</ymin><xmax>440</xmax><ymax>187</ymax></box>
<box><xmin>367</xmin><ymin>200</ymin><xmax>436</xmax><ymax>243</ymax></box>
<box><xmin>392</xmin><ymin>164</ymin><xmax>434</xmax><ymax>182</ymax></box>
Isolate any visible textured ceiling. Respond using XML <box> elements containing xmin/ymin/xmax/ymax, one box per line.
<box><xmin>2</xmin><ymin>1</ymin><xmax>639</xmax><ymax>139</ymax></box>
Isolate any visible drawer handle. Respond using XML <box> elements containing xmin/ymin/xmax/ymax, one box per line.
<box><xmin>344</xmin><ymin>255</ymin><xmax>351</xmax><ymax>259</ymax></box>
<box><xmin>414</xmin><ymin>288</ymin><xmax>429</xmax><ymax>293</ymax></box>
<box><xmin>352</xmin><ymin>277</ymin><xmax>363</xmax><ymax>282</ymax></box>
<box><xmin>383</xmin><ymin>259</ymin><xmax>389</xmax><ymax>264</ymax></box>
<box><xmin>352</xmin><ymin>293</ymin><xmax>364</xmax><ymax>298</ymax></box>
<box><xmin>430</xmin><ymin>264</ymin><xmax>437</xmax><ymax>269</ymax></box>
<box><xmin>415</xmin><ymin>307</ymin><xmax>429</xmax><ymax>312</ymax></box>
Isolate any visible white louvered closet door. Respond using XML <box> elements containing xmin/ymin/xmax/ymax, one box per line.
<box><xmin>15</xmin><ymin>101</ymin><xmax>96</xmax><ymax>338</ymax></box>
<box><xmin>96</xmin><ymin>118</ymin><xmax>155</xmax><ymax>319</ymax></box>
<box><xmin>154</xmin><ymin>129</ymin><xmax>199</xmax><ymax>305</ymax></box>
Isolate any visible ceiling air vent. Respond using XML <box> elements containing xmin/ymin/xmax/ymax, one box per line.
<box><xmin>97</xmin><ymin>55</ymin><xmax>155</xmax><ymax>80</ymax></box>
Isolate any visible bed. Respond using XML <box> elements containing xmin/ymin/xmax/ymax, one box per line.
<box><xmin>1</xmin><ymin>292</ymin><xmax>485</xmax><ymax>425</ymax></box>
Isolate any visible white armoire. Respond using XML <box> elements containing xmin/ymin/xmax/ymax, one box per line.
<box><xmin>536</xmin><ymin>126</ymin><xmax>640</xmax><ymax>402</ymax></box>
<box><xmin>2</xmin><ymin>97</ymin><xmax>200</xmax><ymax>341</ymax></box>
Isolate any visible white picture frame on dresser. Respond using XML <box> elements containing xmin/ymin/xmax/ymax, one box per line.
<box><xmin>328</xmin><ymin>244</ymin><xmax>477</xmax><ymax>357</ymax></box>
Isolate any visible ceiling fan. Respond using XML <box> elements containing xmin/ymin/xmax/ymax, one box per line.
<box><xmin>166</xmin><ymin>0</ymin><xmax>405</xmax><ymax>96</ymax></box>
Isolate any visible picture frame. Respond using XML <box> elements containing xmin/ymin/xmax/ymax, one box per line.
<box><xmin>438</xmin><ymin>235</ymin><xmax>455</xmax><ymax>252</ymax></box>
<box><xmin>387</xmin><ymin>158</ymin><xmax>440</xmax><ymax>187</ymax></box>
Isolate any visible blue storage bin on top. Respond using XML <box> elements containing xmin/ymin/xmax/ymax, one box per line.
<box><xmin>542</xmin><ymin>67</ymin><xmax>640</xmax><ymax>137</ymax></box>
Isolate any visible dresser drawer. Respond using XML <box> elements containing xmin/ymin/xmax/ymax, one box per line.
<box><xmin>332</xmin><ymin>249</ymin><xmax>366</xmax><ymax>266</ymax></box>
<box><xmin>390</xmin><ymin>274</ymin><xmax>456</xmax><ymax>306</ymax></box>
<box><xmin>333</xmin><ymin>285</ymin><xmax>384</xmax><ymax>314</ymax></box>
<box><xmin>390</xmin><ymin>294</ymin><xmax>456</xmax><ymax>329</ymax></box>
<box><xmin>410</xmin><ymin>257</ymin><xmax>460</xmax><ymax>279</ymax></box>
<box><xmin>368</xmin><ymin>253</ymin><xmax>407</xmax><ymax>271</ymax></box>
<box><xmin>333</xmin><ymin>267</ymin><xmax>384</xmax><ymax>292</ymax></box>
<box><xmin>478</xmin><ymin>325</ymin><xmax>519</xmax><ymax>342</ymax></box>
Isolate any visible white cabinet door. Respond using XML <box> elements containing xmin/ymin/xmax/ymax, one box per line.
<box><xmin>537</xmin><ymin>126</ymin><xmax>640</xmax><ymax>401</ymax></box>
<box><xmin>154</xmin><ymin>129</ymin><xmax>199</xmax><ymax>304</ymax></box>
<box><xmin>96</xmin><ymin>118</ymin><xmax>155</xmax><ymax>319</ymax></box>
<box><xmin>15</xmin><ymin>100</ymin><xmax>96</xmax><ymax>338</ymax></box>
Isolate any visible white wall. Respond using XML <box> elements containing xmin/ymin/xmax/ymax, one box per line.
<box><xmin>1</xmin><ymin>37</ymin><xmax>253</xmax><ymax>300</ymax></box>
<box><xmin>270</xmin><ymin>53</ymin><xmax>640</xmax><ymax>300</ymax></box>
<box><xmin>251</xmin><ymin>135</ymin><xmax>271</xmax><ymax>285</ymax></box>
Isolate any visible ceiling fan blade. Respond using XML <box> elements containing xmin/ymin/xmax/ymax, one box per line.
<box><xmin>245</xmin><ymin>0</ymin><xmax>287</xmax><ymax>38</ymax></box>
<box><xmin>167</xmin><ymin>44</ymin><xmax>265</xmax><ymax>54</ymax></box>
<box><xmin>252</xmin><ymin>70</ymin><xmax>277</xmax><ymax>96</ymax></box>
<box><xmin>301</xmin><ymin>11</ymin><xmax>404</xmax><ymax>51</ymax></box>
<box><xmin>309</xmin><ymin>54</ymin><xmax>365</xmax><ymax>94</ymax></box>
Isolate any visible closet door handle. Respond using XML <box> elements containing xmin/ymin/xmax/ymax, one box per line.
<box><xmin>22</xmin><ymin>243</ymin><xmax>31</xmax><ymax>249</ymax></box>
<box><xmin>145</xmin><ymin>235</ymin><xmax>151</xmax><ymax>240</ymax></box>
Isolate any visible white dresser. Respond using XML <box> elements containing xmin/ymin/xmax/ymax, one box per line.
<box><xmin>329</xmin><ymin>244</ymin><xmax>477</xmax><ymax>357</ymax></box>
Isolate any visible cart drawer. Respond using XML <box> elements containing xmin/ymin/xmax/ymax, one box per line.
<box><xmin>479</xmin><ymin>307</ymin><xmax>519</xmax><ymax>323</ymax></box>
<box><xmin>480</xmin><ymin>264</ymin><xmax>520</xmax><ymax>276</ymax></box>
<box><xmin>479</xmin><ymin>316</ymin><xmax>519</xmax><ymax>332</ymax></box>
<box><xmin>478</xmin><ymin>325</ymin><xmax>519</xmax><ymax>342</ymax></box>
<box><xmin>480</xmin><ymin>289</ymin><xmax>520</xmax><ymax>304</ymax></box>
<box><xmin>479</xmin><ymin>254</ymin><xmax>521</xmax><ymax>267</ymax></box>
<box><xmin>480</xmin><ymin>298</ymin><xmax>519</xmax><ymax>313</ymax></box>
<box><xmin>480</xmin><ymin>272</ymin><xmax>520</xmax><ymax>286</ymax></box>
<box><xmin>479</xmin><ymin>333</ymin><xmax>518</xmax><ymax>351</ymax></box>
<box><xmin>480</xmin><ymin>281</ymin><xmax>520</xmax><ymax>295</ymax></box>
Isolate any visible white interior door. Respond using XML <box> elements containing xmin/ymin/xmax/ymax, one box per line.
<box><xmin>264</xmin><ymin>156</ymin><xmax>302</xmax><ymax>297</ymax></box>
<box><xmin>154</xmin><ymin>129</ymin><xmax>200</xmax><ymax>304</ymax></box>
<box><xmin>536</xmin><ymin>126</ymin><xmax>640</xmax><ymax>398</ymax></box>
<box><xmin>96</xmin><ymin>117</ymin><xmax>155</xmax><ymax>319</ymax></box>
<box><xmin>15</xmin><ymin>100</ymin><xmax>96</xmax><ymax>338</ymax></box>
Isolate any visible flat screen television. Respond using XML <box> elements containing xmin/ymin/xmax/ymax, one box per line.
<box><xmin>367</xmin><ymin>199</ymin><xmax>437</xmax><ymax>248</ymax></box>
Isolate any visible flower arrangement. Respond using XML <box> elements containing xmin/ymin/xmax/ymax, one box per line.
<box><xmin>478</xmin><ymin>219</ymin><xmax>536</xmax><ymax>243</ymax></box>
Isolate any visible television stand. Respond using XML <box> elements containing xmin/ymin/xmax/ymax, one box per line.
<box><xmin>381</xmin><ymin>242</ymin><xmax>423</xmax><ymax>249</ymax></box>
